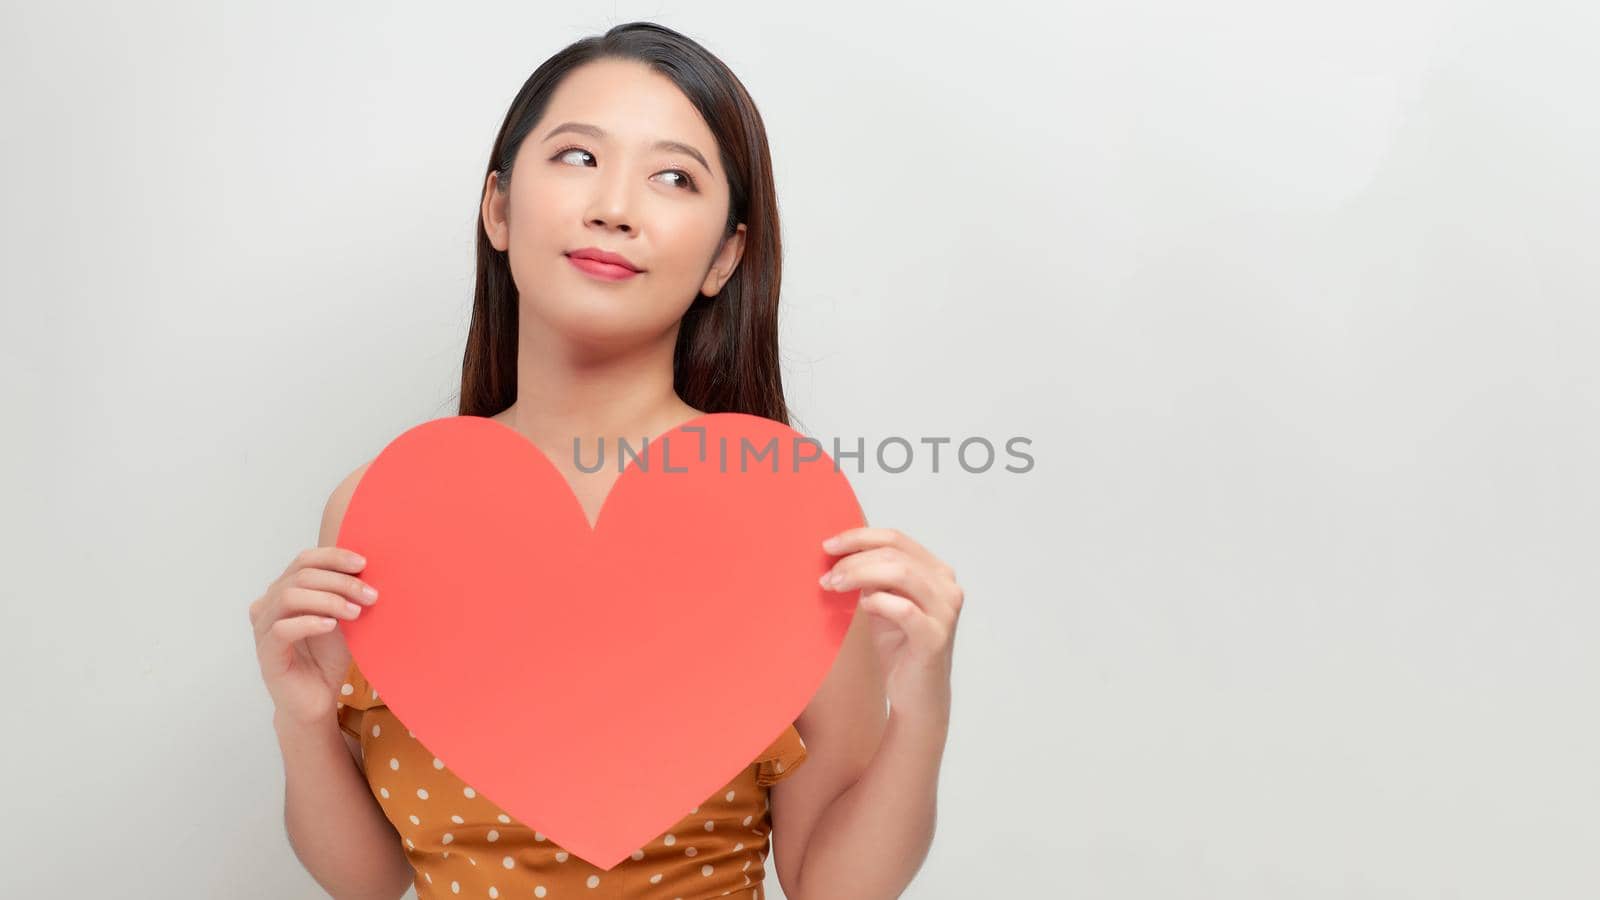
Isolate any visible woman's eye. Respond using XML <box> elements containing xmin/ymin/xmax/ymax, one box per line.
<box><xmin>554</xmin><ymin>147</ymin><xmax>594</xmax><ymax>166</ymax></box>
<box><xmin>551</xmin><ymin>146</ymin><xmax>697</xmax><ymax>191</ymax></box>
<box><xmin>653</xmin><ymin>170</ymin><xmax>696</xmax><ymax>191</ymax></box>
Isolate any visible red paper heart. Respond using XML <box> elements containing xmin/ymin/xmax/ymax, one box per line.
<box><xmin>337</xmin><ymin>412</ymin><xmax>863</xmax><ymax>869</ymax></box>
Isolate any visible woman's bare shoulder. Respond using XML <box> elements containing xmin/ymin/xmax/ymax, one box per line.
<box><xmin>319</xmin><ymin>459</ymin><xmax>375</xmax><ymax>546</ymax></box>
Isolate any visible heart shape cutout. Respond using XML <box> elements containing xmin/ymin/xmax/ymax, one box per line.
<box><xmin>337</xmin><ymin>412</ymin><xmax>863</xmax><ymax>869</ymax></box>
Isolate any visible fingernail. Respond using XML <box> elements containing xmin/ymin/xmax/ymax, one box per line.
<box><xmin>821</xmin><ymin>537</ymin><xmax>840</xmax><ymax>552</ymax></box>
<box><xmin>345</xmin><ymin>601</ymin><xmax>361</xmax><ymax>617</ymax></box>
<box><xmin>362</xmin><ymin>585</ymin><xmax>379</xmax><ymax>601</ymax></box>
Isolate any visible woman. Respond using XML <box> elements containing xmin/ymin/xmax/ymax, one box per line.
<box><xmin>251</xmin><ymin>22</ymin><xmax>964</xmax><ymax>900</ymax></box>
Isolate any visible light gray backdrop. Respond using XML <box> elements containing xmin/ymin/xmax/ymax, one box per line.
<box><xmin>3</xmin><ymin>0</ymin><xmax>1596</xmax><ymax>897</ymax></box>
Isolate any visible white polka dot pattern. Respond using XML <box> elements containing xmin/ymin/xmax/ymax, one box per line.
<box><xmin>335</xmin><ymin>659</ymin><xmax>805</xmax><ymax>898</ymax></box>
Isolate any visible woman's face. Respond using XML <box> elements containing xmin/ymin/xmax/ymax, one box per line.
<box><xmin>482</xmin><ymin>58</ymin><xmax>746</xmax><ymax>352</ymax></box>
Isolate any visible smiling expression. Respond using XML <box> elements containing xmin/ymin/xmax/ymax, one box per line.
<box><xmin>482</xmin><ymin>58</ymin><xmax>747</xmax><ymax>350</ymax></box>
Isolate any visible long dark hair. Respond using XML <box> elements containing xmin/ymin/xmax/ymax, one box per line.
<box><xmin>456</xmin><ymin>22</ymin><xmax>789</xmax><ymax>427</ymax></box>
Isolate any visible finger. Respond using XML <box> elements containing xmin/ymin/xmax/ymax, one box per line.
<box><xmin>258</xmin><ymin>613</ymin><xmax>339</xmax><ymax>675</ymax></box>
<box><xmin>291</xmin><ymin>566</ymin><xmax>379</xmax><ymax>607</ymax></box>
<box><xmin>867</xmin><ymin>549</ymin><xmax>961</xmax><ymax>623</ymax></box>
<box><xmin>284</xmin><ymin>586</ymin><xmax>367</xmax><ymax>624</ymax></box>
<box><xmin>282</xmin><ymin>545</ymin><xmax>367</xmax><ymax>580</ymax></box>
<box><xmin>822</xmin><ymin>527</ymin><xmax>947</xmax><ymax>578</ymax></box>
<box><xmin>824</xmin><ymin>550</ymin><xmax>950</xmax><ymax>620</ymax></box>
<box><xmin>859</xmin><ymin>590</ymin><xmax>944</xmax><ymax>652</ymax></box>
<box><xmin>257</xmin><ymin>563</ymin><xmax>374</xmax><ymax>642</ymax></box>
<box><xmin>256</xmin><ymin>586</ymin><xmax>365</xmax><ymax>643</ymax></box>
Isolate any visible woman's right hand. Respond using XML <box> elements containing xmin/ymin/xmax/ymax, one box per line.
<box><xmin>250</xmin><ymin>546</ymin><xmax>379</xmax><ymax>729</ymax></box>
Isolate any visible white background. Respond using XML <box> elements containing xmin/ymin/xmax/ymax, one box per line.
<box><xmin>3</xmin><ymin>0</ymin><xmax>1597</xmax><ymax>896</ymax></box>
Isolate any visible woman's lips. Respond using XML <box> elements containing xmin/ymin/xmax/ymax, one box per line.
<box><xmin>566</xmin><ymin>253</ymin><xmax>641</xmax><ymax>281</ymax></box>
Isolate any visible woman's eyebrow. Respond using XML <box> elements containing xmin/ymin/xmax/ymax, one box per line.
<box><xmin>540</xmin><ymin>121</ymin><xmax>712</xmax><ymax>176</ymax></box>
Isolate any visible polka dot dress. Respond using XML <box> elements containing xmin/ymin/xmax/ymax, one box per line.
<box><xmin>336</xmin><ymin>658</ymin><xmax>806</xmax><ymax>899</ymax></box>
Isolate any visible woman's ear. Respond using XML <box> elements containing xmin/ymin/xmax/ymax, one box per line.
<box><xmin>700</xmin><ymin>223</ymin><xmax>747</xmax><ymax>297</ymax></box>
<box><xmin>482</xmin><ymin>170</ymin><xmax>510</xmax><ymax>252</ymax></box>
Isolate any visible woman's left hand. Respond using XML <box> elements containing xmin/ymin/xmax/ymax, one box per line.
<box><xmin>819</xmin><ymin>527</ymin><xmax>963</xmax><ymax>724</ymax></box>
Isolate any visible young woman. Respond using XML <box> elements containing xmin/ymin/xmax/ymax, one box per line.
<box><xmin>251</xmin><ymin>22</ymin><xmax>964</xmax><ymax>900</ymax></box>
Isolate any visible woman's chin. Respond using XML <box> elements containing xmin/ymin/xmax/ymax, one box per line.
<box><xmin>532</xmin><ymin>302</ymin><xmax>653</xmax><ymax>348</ymax></box>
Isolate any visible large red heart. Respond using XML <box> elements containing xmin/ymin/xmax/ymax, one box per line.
<box><xmin>336</xmin><ymin>412</ymin><xmax>863</xmax><ymax>870</ymax></box>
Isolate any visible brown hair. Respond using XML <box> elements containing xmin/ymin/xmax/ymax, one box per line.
<box><xmin>456</xmin><ymin>22</ymin><xmax>790</xmax><ymax>427</ymax></box>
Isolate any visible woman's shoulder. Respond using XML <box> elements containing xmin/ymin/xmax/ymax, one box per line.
<box><xmin>753</xmin><ymin>722</ymin><xmax>808</xmax><ymax>785</ymax></box>
<box><xmin>319</xmin><ymin>458</ymin><xmax>375</xmax><ymax>546</ymax></box>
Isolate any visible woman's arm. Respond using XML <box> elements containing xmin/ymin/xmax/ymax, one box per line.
<box><xmin>779</xmin><ymin>684</ymin><xmax>948</xmax><ymax>899</ymax></box>
<box><xmin>772</xmin><ymin>527</ymin><xmax>963</xmax><ymax>900</ymax></box>
<box><xmin>277</xmin><ymin>473</ymin><xmax>415</xmax><ymax>900</ymax></box>
<box><xmin>277</xmin><ymin>712</ymin><xmax>416</xmax><ymax>900</ymax></box>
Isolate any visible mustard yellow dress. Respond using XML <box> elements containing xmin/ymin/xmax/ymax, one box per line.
<box><xmin>336</xmin><ymin>659</ymin><xmax>808</xmax><ymax>899</ymax></box>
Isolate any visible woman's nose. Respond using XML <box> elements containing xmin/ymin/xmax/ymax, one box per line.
<box><xmin>584</xmin><ymin>173</ymin><xmax>637</xmax><ymax>233</ymax></box>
